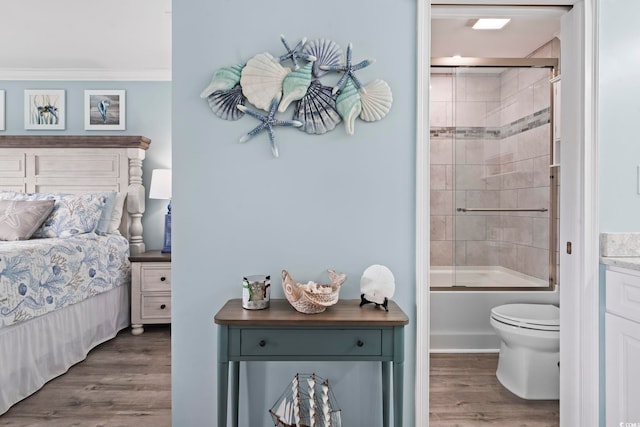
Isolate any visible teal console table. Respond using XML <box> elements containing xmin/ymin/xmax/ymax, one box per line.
<box><xmin>214</xmin><ymin>298</ymin><xmax>409</xmax><ymax>427</ymax></box>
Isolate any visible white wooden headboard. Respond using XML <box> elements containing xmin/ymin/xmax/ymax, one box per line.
<box><xmin>0</xmin><ymin>135</ymin><xmax>151</xmax><ymax>255</ymax></box>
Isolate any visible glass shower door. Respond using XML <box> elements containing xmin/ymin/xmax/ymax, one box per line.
<box><xmin>449</xmin><ymin>65</ymin><xmax>555</xmax><ymax>289</ymax></box>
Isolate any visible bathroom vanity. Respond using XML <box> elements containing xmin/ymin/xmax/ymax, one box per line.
<box><xmin>600</xmin><ymin>233</ymin><xmax>640</xmax><ymax>426</ymax></box>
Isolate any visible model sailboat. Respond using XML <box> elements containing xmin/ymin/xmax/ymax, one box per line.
<box><xmin>269</xmin><ymin>373</ymin><xmax>342</xmax><ymax>427</ymax></box>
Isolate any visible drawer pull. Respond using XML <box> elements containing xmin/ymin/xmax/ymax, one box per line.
<box><xmin>160</xmin><ymin>277</ymin><xmax>167</xmax><ymax>282</ymax></box>
<box><xmin>160</xmin><ymin>304</ymin><xmax>166</xmax><ymax>310</ymax></box>
<box><xmin>357</xmin><ymin>340</ymin><xmax>364</xmax><ymax>347</ymax></box>
<box><xmin>259</xmin><ymin>340</ymin><xmax>266</xmax><ymax>347</ymax></box>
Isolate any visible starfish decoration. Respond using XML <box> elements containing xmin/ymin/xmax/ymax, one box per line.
<box><xmin>237</xmin><ymin>97</ymin><xmax>302</xmax><ymax>158</ymax></box>
<box><xmin>319</xmin><ymin>43</ymin><xmax>375</xmax><ymax>95</ymax></box>
<box><xmin>278</xmin><ymin>34</ymin><xmax>316</xmax><ymax>70</ymax></box>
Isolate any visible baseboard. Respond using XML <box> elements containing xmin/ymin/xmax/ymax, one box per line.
<box><xmin>429</xmin><ymin>348</ymin><xmax>499</xmax><ymax>354</ymax></box>
<box><xmin>429</xmin><ymin>332</ymin><xmax>500</xmax><ymax>352</ymax></box>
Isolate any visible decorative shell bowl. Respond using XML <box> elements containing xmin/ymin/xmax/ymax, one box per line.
<box><xmin>281</xmin><ymin>269</ymin><xmax>346</xmax><ymax>314</ymax></box>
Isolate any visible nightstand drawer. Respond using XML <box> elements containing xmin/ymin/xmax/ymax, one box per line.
<box><xmin>239</xmin><ymin>328</ymin><xmax>382</xmax><ymax>357</ymax></box>
<box><xmin>140</xmin><ymin>264</ymin><xmax>172</xmax><ymax>292</ymax></box>
<box><xmin>141</xmin><ymin>294</ymin><xmax>171</xmax><ymax>319</ymax></box>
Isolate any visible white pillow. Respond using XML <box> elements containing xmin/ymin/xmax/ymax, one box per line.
<box><xmin>107</xmin><ymin>192</ymin><xmax>127</xmax><ymax>234</ymax></box>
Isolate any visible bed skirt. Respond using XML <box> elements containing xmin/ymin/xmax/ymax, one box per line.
<box><xmin>0</xmin><ymin>284</ymin><xmax>130</xmax><ymax>415</ymax></box>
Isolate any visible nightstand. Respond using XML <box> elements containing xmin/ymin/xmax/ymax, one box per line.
<box><xmin>130</xmin><ymin>251</ymin><xmax>172</xmax><ymax>335</ymax></box>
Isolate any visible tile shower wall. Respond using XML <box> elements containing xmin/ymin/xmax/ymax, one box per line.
<box><xmin>430</xmin><ymin>39</ymin><xmax>559</xmax><ymax>281</ymax></box>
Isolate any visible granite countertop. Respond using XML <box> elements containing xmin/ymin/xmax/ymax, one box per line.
<box><xmin>600</xmin><ymin>232</ymin><xmax>640</xmax><ymax>271</ymax></box>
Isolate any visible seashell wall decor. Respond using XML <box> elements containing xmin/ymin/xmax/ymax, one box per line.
<box><xmin>293</xmin><ymin>80</ymin><xmax>341</xmax><ymax>135</ymax></box>
<box><xmin>201</xmin><ymin>36</ymin><xmax>392</xmax><ymax>157</ymax></box>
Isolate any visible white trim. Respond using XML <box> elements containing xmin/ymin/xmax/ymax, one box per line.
<box><xmin>0</xmin><ymin>68</ymin><xmax>171</xmax><ymax>82</ymax></box>
<box><xmin>415</xmin><ymin>1</ymin><xmax>430</xmax><ymax>426</ymax></box>
<box><xmin>581</xmin><ymin>0</ymin><xmax>600</xmax><ymax>423</ymax></box>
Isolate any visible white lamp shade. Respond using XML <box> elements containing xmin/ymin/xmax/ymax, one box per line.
<box><xmin>149</xmin><ymin>169</ymin><xmax>172</xmax><ymax>200</ymax></box>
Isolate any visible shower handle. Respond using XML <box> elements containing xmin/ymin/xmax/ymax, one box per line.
<box><xmin>456</xmin><ymin>207</ymin><xmax>548</xmax><ymax>212</ymax></box>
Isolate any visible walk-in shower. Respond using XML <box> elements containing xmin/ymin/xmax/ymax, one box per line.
<box><xmin>429</xmin><ymin>57</ymin><xmax>558</xmax><ymax>291</ymax></box>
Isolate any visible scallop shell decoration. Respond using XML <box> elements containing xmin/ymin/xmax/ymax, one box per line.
<box><xmin>240</xmin><ymin>52</ymin><xmax>291</xmax><ymax>111</ymax></box>
<box><xmin>359</xmin><ymin>79</ymin><xmax>393</xmax><ymax>122</ymax></box>
<box><xmin>293</xmin><ymin>80</ymin><xmax>341</xmax><ymax>135</ymax></box>
<box><xmin>200</xmin><ymin>64</ymin><xmax>244</xmax><ymax>98</ymax></box>
<box><xmin>335</xmin><ymin>78</ymin><xmax>362</xmax><ymax>136</ymax></box>
<box><xmin>302</xmin><ymin>38</ymin><xmax>343</xmax><ymax>78</ymax></box>
<box><xmin>279</xmin><ymin>62</ymin><xmax>313</xmax><ymax>112</ymax></box>
<box><xmin>206</xmin><ymin>84</ymin><xmax>245</xmax><ymax>121</ymax></box>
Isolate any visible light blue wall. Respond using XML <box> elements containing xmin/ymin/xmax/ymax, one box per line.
<box><xmin>172</xmin><ymin>0</ymin><xmax>416</xmax><ymax>425</ymax></box>
<box><xmin>0</xmin><ymin>81</ymin><xmax>171</xmax><ymax>250</ymax></box>
<box><xmin>598</xmin><ymin>1</ymin><xmax>640</xmax><ymax>425</ymax></box>
<box><xmin>598</xmin><ymin>0</ymin><xmax>640</xmax><ymax>232</ymax></box>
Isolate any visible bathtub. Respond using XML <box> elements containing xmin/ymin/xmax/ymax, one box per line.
<box><xmin>429</xmin><ymin>266</ymin><xmax>559</xmax><ymax>352</ymax></box>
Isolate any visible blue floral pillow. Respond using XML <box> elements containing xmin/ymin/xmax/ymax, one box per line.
<box><xmin>0</xmin><ymin>192</ymin><xmax>108</xmax><ymax>238</ymax></box>
<box><xmin>34</xmin><ymin>193</ymin><xmax>107</xmax><ymax>238</ymax></box>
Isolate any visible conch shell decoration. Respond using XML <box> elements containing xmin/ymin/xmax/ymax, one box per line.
<box><xmin>282</xmin><ymin>269</ymin><xmax>347</xmax><ymax>314</ymax></box>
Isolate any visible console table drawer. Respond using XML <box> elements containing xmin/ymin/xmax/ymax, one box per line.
<box><xmin>239</xmin><ymin>329</ymin><xmax>382</xmax><ymax>357</ymax></box>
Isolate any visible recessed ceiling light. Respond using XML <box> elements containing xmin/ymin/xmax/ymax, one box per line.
<box><xmin>472</xmin><ymin>18</ymin><xmax>511</xmax><ymax>30</ymax></box>
<box><xmin>452</xmin><ymin>55</ymin><xmax>462</xmax><ymax>59</ymax></box>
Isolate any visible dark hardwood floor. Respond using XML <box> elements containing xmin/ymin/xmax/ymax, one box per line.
<box><xmin>0</xmin><ymin>325</ymin><xmax>171</xmax><ymax>427</ymax></box>
<box><xmin>1</xmin><ymin>328</ymin><xmax>558</xmax><ymax>426</ymax></box>
<box><xmin>430</xmin><ymin>353</ymin><xmax>559</xmax><ymax>427</ymax></box>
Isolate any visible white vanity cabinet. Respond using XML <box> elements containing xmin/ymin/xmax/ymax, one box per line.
<box><xmin>605</xmin><ymin>267</ymin><xmax>640</xmax><ymax>427</ymax></box>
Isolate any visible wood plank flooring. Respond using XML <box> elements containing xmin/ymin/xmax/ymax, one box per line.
<box><xmin>1</xmin><ymin>328</ymin><xmax>558</xmax><ymax>427</ymax></box>
<box><xmin>430</xmin><ymin>353</ymin><xmax>559</xmax><ymax>427</ymax></box>
<box><xmin>0</xmin><ymin>325</ymin><xmax>171</xmax><ymax>427</ymax></box>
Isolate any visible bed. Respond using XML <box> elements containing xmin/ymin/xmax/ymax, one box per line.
<box><xmin>0</xmin><ymin>135</ymin><xmax>150</xmax><ymax>415</ymax></box>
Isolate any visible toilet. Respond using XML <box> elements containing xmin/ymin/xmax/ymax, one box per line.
<box><xmin>490</xmin><ymin>303</ymin><xmax>560</xmax><ymax>400</ymax></box>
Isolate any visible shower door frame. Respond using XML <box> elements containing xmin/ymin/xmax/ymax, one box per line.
<box><xmin>430</xmin><ymin>57</ymin><xmax>559</xmax><ymax>291</ymax></box>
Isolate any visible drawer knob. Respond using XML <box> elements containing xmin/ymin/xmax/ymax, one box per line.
<box><xmin>160</xmin><ymin>304</ymin><xmax>166</xmax><ymax>310</ymax></box>
<box><xmin>259</xmin><ymin>340</ymin><xmax>266</xmax><ymax>347</ymax></box>
<box><xmin>160</xmin><ymin>276</ymin><xmax>167</xmax><ymax>282</ymax></box>
<box><xmin>357</xmin><ymin>340</ymin><xmax>364</xmax><ymax>347</ymax></box>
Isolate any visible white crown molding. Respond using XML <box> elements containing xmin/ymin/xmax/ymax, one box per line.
<box><xmin>0</xmin><ymin>68</ymin><xmax>171</xmax><ymax>81</ymax></box>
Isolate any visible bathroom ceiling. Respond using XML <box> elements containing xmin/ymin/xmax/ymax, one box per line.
<box><xmin>431</xmin><ymin>5</ymin><xmax>566</xmax><ymax>58</ymax></box>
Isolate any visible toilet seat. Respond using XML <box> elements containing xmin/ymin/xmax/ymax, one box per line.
<box><xmin>491</xmin><ymin>304</ymin><xmax>559</xmax><ymax>331</ymax></box>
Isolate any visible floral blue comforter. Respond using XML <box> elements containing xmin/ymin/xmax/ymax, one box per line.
<box><xmin>0</xmin><ymin>233</ymin><xmax>130</xmax><ymax>328</ymax></box>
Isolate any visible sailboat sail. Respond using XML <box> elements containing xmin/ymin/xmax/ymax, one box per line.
<box><xmin>269</xmin><ymin>373</ymin><xmax>342</xmax><ymax>427</ymax></box>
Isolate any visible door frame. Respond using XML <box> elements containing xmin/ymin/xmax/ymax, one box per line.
<box><xmin>415</xmin><ymin>1</ymin><xmax>599</xmax><ymax>425</ymax></box>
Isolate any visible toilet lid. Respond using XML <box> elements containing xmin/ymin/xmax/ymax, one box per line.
<box><xmin>491</xmin><ymin>304</ymin><xmax>560</xmax><ymax>331</ymax></box>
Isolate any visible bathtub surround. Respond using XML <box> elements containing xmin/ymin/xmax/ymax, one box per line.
<box><xmin>430</xmin><ymin>66</ymin><xmax>553</xmax><ymax>282</ymax></box>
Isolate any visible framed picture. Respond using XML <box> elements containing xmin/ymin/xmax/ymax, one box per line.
<box><xmin>0</xmin><ymin>90</ymin><xmax>5</xmax><ymax>131</ymax></box>
<box><xmin>84</xmin><ymin>90</ymin><xmax>126</xmax><ymax>130</ymax></box>
<box><xmin>24</xmin><ymin>89</ymin><xmax>65</xmax><ymax>130</ymax></box>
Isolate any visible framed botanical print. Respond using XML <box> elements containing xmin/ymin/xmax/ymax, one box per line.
<box><xmin>24</xmin><ymin>89</ymin><xmax>65</xmax><ymax>130</ymax></box>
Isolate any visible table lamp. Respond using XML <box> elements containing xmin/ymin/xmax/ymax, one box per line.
<box><xmin>149</xmin><ymin>168</ymin><xmax>172</xmax><ymax>253</ymax></box>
